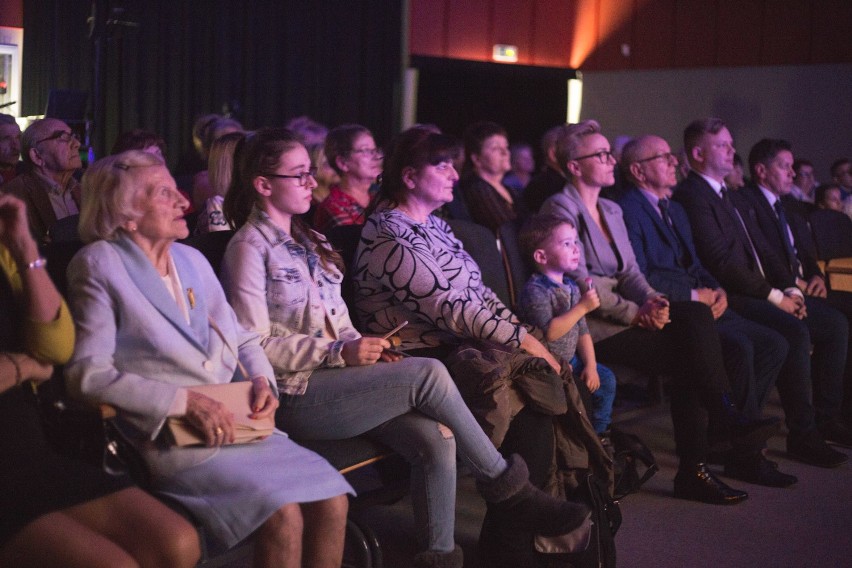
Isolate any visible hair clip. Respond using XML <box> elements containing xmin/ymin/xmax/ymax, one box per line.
<box><xmin>114</xmin><ymin>162</ymin><xmax>130</xmax><ymax>170</ymax></box>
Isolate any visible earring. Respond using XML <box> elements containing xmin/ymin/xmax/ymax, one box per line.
<box><xmin>127</xmin><ymin>223</ymin><xmax>137</xmax><ymax>232</ymax></box>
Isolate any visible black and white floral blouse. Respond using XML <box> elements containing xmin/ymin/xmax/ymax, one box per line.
<box><xmin>352</xmin><ymin>207</ymin><xmax>525</xmax><ymax>350</ymax></box>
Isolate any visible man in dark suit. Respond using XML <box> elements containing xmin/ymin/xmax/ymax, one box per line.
<box><xmin>740</xmin><ymin>138</ymin><xmax>852</xmax><ymax>443</ymax></box>
<box><xmin>619</xmin><ymin>134</ymin><xmax>795</xmax><ymax>487</ymax></box>
<box><xmin>0</xmin><ymin>118</ymin><xmax>82</xmax><ymax>244</ymax></box>
<box><xmin>674</xmin><ymin>117</ymin><xmax>849</xmax><ymax>468</ymax></box>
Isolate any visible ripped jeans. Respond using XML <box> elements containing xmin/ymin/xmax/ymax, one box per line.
<box><xmin>277</xmin><ymin>356</ymin><xmax>506</xmax><ymax>553</ymax></box>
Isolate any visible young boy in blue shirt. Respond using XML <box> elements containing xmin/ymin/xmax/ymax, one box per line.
<box><xmin>517</xmin><ymin>214</ymin><xmax>616</xmax><ymax>435</ymax></box>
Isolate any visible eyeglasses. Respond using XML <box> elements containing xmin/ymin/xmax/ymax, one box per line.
<box><xmin>265</xmin><ymin>167</ymin><xmax>317</xmax><ymax>186</ymax></box>
<box><xmin>350</xmin><ymin>148</ymin><xmax>384</xmax><ymax>159</ymax></box>
<box><xmin>572</xmin><ymin>150</ymin><xmax>615</xmax><ymax>164</ymax></box>
<box><xmin>634</xmin><ymin>152</ymin><xmax>676</xmax><ymax>165</ymax></box>
<box><xmin>34</xmin><ymin>130</ymin><xmax>80</xmax><ymax>146</ymax></box>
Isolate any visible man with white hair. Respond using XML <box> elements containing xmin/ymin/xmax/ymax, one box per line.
<box><xmin>0</xmin><ymin>118</ymin><xmax>82</xmax><ymax>243</ymax></box>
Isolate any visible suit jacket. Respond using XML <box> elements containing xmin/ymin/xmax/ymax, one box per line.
<box><xmin>541</xmin><ymin>184</ymin><xmax>656</xmax><ymax>340</ymax></box>
<box><xmin>738</xmin><ymin>185</ymin><xmax>823</xmax><ymax>283</ymax></box>
<box><xmin>619</xmin><ymin>186</ymin><xmax>720</xmax><ymax>302</ymax></box>
<box><xmin>65</xmin><ymin>234</ymin><xmax>275</xmax><ymax>439</ymax></box>
<box><xmin>674</xmin><ymin>171</ymin><xmax>790</xmax><ymax>299</ymax></box>
<box><xmin>1</xmin><ymin>171</ymin><xmax>81</xmax><ymax>243</ymax></box>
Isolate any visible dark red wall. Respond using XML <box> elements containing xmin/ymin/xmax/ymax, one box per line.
<box><xmin>410</xmin><ymin>0</ymin><xmax>852</xmax><ymax>70</ymax></box>
<box><xmin>0</xmin><ymin>0</ymin><xmax>23</xmax><ymax>27</ymax></box>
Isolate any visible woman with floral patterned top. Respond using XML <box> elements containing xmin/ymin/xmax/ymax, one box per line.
<box><xmin>220</xmin><ymin>127</ymin><xmax>588</xmax><ymax>568</ymax></box>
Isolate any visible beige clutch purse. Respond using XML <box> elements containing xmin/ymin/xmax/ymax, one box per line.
<box><xmin>167</xmin><ymin>382</ymin><xmax>275</xmax><ymax>446</ymax></box>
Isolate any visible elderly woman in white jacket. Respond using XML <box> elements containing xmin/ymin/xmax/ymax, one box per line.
<box><xmin>65</xmin><ymin>150</ymin><xmax>352</xmax><ymax>568</ymax></box>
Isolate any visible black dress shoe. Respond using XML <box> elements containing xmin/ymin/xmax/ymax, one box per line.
<box><xmin>724</xmin><ymin>454</ymin><xmax>798</xmax><ymax>488</ymax></box>
<box><xmin>787</xmin><ymin>431</ymin><xmax>849</xmax><ymax>468</ymax></box>
<box><xmin>673</xmin><ymin>463</ymin><xmax>748</xmax><ymax>505</ymax></box>
<box><xmin>819</xmin><ymin>419</ymin><xmax>852</xmax><ymax>449</ymax></box>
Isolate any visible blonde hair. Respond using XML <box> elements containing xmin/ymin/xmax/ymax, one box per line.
<box><xmin>78</xmin><ymin>150</ymin><xmax>164</xmax><ymax>243</ymax></box>
<box><xmin>554</xmin><ymin>119</ymin><xmax>602</xmax><ymax>176</ymax></box>
<box><xmin>208</xmin><ymin>131</ymin><xmax>246</xmax><ymax>198</ymax></box>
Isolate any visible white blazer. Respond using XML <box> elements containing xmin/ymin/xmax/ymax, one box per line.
<box><xmin>65</xmin><ymin>234</ymin><xmax>275</xmax><ymax>439</ymax></box>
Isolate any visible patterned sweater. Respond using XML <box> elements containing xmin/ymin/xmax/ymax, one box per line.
<box><xmin>353</xmin><ymin>208</ymin><xmax>525</xmax><ymax>350</ymax></box>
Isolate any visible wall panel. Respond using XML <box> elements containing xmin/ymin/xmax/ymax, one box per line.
<box><xmin>761</xmin><ymin>0</ymin><xmax>812</xmax><ymax>65</ymax></box>
<box><xmin>492</xmin><ymin>0</ymin><xmax>534</xmax><ymax>65</ymax></box>
<box><xmin>632</xmin><ymin>0</ymin><xmax>676</xmax><ymax>69</ymax></box>
<box><xmin>445</xmin><ymin>0</ymin><xmax>491</xmax><ymax>62</ymax></box>
<box><xmin>531</xmin><ymin>0</ymin><xmax>576</xmax><ymax>67</ymax></box>
<box><xmin>673</xmin><ymin>0</ymin><xmax>717</xmax><ymax>67</ymax></box>
<box><xmin>409</xmin><ymin>0</ymin><xmax>447</xmax><ymax>58</ymax></box>
<box><xmin>715</xmin><ymin>0</ymin><xmax>762</xmax><ymax>67</ymax></box>
<box><xmin>408</xmin><ymin>0</ymin><xmax>852</xmax><ymax>71</ymax></box>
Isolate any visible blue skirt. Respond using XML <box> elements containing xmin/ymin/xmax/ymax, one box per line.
<box><xmin>145</xmin><ymin>431</ymin><xmax>353</xmax><ymax>549</ymax></box>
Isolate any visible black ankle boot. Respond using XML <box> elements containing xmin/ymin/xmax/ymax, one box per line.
<box><xmin>413</xmin><ymin>545</ymin><xmax>463</xmax><ymax>568</ymax></box>
<box><xmin>478</xmin><ymin>454</ymin><xmax>590</xmax><ymax>536</ymax></box>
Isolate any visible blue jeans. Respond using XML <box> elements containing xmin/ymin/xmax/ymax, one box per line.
<box><xmin>570</xmin><ymin>355</ymin><xmax>616</xmax><ymax>434</ymax></box>
<box><xmin>277</xmin><ymin>356</ymin><xmax>506</xmax><ymax>553</ymax></box>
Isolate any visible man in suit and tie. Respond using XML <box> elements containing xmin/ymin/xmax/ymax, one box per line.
<box><xmin>619</xmin><ymin>134</ymin><xmax>794</xmax><ymax>487</ymax></box>
<box><xmin>739</xmin><ymin>138</ymin><xmax>852</xmax><ymax>444</ymax></box>
<box><xmin>0</xmin><ymin>118</ymin><xmax>82</xmax><ymax>244</ymax></box>
<box><xmin>674</xmin><ymin>117</ymin><xmax>849</xmax><ymax>468</ymax></box>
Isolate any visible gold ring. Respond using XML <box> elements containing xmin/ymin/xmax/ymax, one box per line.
<box><xmin>215</xmin><ymin>427</ymin><xmax>224</xmax><ymax>435</ymax></box>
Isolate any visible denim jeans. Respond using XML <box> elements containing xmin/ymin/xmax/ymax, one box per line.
<box><xmin>570</xmin><ymin>355</ymin><xmax>616</xmax><ymax>434</ymax></box>
<box><xmin>277</xmin><ymin>356</ymin><xmax>506</xmax><ymax>553</ymax></box>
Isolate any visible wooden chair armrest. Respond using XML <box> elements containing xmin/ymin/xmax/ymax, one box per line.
<box><xmin>98</xmin><ymin>403</ymin><xmax>118</xmax><ymax>420</ymax></box>
<box><xmin>824</xmin><ymin>257</ymin><xmax>852</xmax><ymax>274</ymax></box>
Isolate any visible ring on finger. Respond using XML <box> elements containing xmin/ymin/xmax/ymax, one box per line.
<box><xmin>215</xmin><ymin>427</ymin><xmax>224</xmax><ymax>435</ymax></box>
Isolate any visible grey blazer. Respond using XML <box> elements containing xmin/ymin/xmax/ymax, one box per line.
<box><xmin>541</xmin><ymin>184</ymin><xmax>657</xmax><ymax>340</ymax></box>
<box><xmin>65</xmin><ymin>234</ymin><xmax>275</xmax><ymax>439</ymax></box>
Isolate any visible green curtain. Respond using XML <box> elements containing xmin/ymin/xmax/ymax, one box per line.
<box><xmin>22</xmin><ymin>0</ymin><xmax>403</xmax><ymax>169</ymax></box>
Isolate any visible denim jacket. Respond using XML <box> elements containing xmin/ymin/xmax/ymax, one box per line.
<box><xmin>221</xmin><ymin>207</ymin><xmax>360</xmax><ymax>395</ymax></box>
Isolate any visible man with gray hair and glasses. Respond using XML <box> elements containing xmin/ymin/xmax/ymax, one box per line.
<box><xmin>0</xmin><ymin>118</ymin><xmax>82</xmax><ymax>243</ymax></box>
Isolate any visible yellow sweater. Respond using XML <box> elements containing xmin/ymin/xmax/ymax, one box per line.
<box><xmin>0</xmin><ymin>246</ymin><xmax>74</xmax><ymax>365</ymax></box>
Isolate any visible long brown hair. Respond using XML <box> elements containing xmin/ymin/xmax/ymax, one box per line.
<box><xmin>224</xmin><ymin>127</ymin><xmax>343</xmax><ymax>272</ymax></box>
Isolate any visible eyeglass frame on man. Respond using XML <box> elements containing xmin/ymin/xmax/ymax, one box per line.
<box><xmin>264</xmin><ymin>166</ymin><xmax>318</xmax><ymax>186</ymax></box>
<box><xmin>572</xmin><ymin>150</ymin><xmax>616</xmax><ymax>164</ymax></box>
<box><xmin>34</xmin><ymin>130</ymin><xmax>80</xmax><ymax>146</ymax></box>
<box><xmin>634</xmin><ymin>152</ymin><xmax>677</xmax><ymax>165</ymax></box>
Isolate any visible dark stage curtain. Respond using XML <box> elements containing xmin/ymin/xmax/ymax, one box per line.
<box><xmin>22</xmin><ymin>0</ymin><xmax>403</xmax><ymax>170</ymax></box>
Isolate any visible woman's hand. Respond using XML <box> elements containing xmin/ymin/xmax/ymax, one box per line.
<box><xmin>0</xmin><ymin>194</ymin><xmax>39</xmax><ymax>266</ymax></box>
<box><xmin>249</xmin><ymin>376</ymin><xmax>279</xmax><ymax>420</ymax></box>
<box><xmin>185</xmin><ymin>390</ymin><xmax>236</xmax><ymax>446</ymax></box>
<box><xmin>7</xmin><ymin>352</ymin><xmax>53</xmax><ymax>384</ymax></box>
<box><xmin>633</xmin><ymin>297</ymin><xmax>669</xmax><ymax>330</ymax></box>
<box><xmin>520</xmin><ymin>334</ymin><xmax>561</xmax><ymax>374</ymax></box>
<box><xmin>342</xmin><ymin>337</ymin><xmax>390</xmax><ymax>366</ymax></box>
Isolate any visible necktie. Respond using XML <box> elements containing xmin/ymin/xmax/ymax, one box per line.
<box><xmin>658</xmin><ymin>198</ymin><xmax>674</xmax><ymax>229</ymax></box>
<box><xmin>773</xmin><ymin>200</ymin><xmax>803</xmax><ymax>278</ymax></box>
<box><xmin>659</xmin><ymin>198</ymin><xmax>688</xmax><ymax>268</ymax></box>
